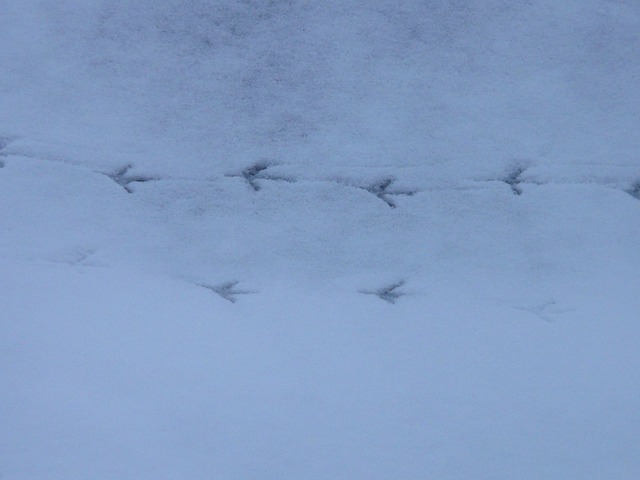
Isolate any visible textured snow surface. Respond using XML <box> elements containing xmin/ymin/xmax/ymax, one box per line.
<box><xmin>1</xmin><ymin>1</ymin><xmax>640</xmax><ymax>478</ymax></box>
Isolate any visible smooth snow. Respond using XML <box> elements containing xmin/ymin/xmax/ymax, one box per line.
<box><xmin>1</xmin><ymin>1</ymin><xmax>640</xmax><ymax>478</ymax></box>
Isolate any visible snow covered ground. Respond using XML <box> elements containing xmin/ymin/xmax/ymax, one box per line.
<box><xmin>1</xmin><ymin>1</ymin><xmax>640</xmax><ymax>478</ymax></box>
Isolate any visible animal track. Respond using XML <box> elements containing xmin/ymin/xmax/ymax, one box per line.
<box><xmin>502</xmin><ymin>166</ymin><xmax>527</xmax><ymax>195</ymax></box>
<box><xmin>227</xmin><ymin>161</ymin><xmax>293</xmax><ymax>191</ymax></box>
<box><xmin>198</xmin><ymin>281</ymin><xmax>255</xmax><ymax>303</ymax></box>
<box><xmin>360</xmin><ymin>177</ymin><xmax>416</xmax><ymax>208</ymax></box>
<box><xmin>106</xmin><ymin>165</ymin><xmax>157</xmax><ymax>193</ymax></box>
<box><xmin>513</xmin><ymin>299</ymin><xmax>573</xmax><ymax>322</ymax></box>
<box><xmin>0</xmin><ymin>137</ymin><xmax>12</xmax><ymax>153</ymax></box>
<box><xmin>44</xmin><ymin>248</ymin><xmax>97</xmax><ymax>267</ymax></box>
<box><xmin>0</xmin><ymin>137</ymin><xmax>13</xmax><ymax>163</ymax></box>
<box><xmin>626</xmin><ymin>181</ymin><xmax>640</xmax><ymax>200</ymax></box>
<box><xmin>361</xmin><ymin>280</ymin><xmax>406</xmax><ymax>304</ymax></box>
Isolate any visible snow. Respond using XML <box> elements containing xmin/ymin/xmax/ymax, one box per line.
<box><xmin>1</xmin><ymin>1</ymin><xmax>640</xmax><ymax>478</ymax></box>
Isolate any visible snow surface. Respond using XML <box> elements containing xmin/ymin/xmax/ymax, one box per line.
<box><xmin>1</xmin><ymin>1</ymin><xmax>640</xmax><ymax>478</ymax></box>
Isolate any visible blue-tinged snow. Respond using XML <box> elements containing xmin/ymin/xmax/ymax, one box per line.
<box><xmin>1</xmin><ymin>1</ymin><xmax>640</xmax><ymax>478</ymax></box>
<box><xmin>3</xmin><ymin>258</ymin><xmax>640</xmax><ymax>479</ymax></box>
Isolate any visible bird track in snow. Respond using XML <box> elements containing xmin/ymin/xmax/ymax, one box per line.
<box><xmin>626</xmin><ymin>181</ymin><xmax>640</xmax><ymax>200</ymax></box>
<box><xmin>198</xmin><ymin>281</ymin><xmax>256</xmax><ymax>303</ymax></box>
<box><xmin>226</xmin><ymin>161</ymin><xmax>294</xmax><ymax>192</ymax></box>
<box><xmin>360</xmin><ymin>280</ymin><xmax>407</xmax><ymax>304</ymax></box>
<box><xmin>360</xmin><ymin>177</ymin><xmax>416</xmax><ymax>208</ymax></box>
<box><xmin>7</xmin><ymin>143</ymin><xmax>640</xmax><ymax>204</ymax></box>
<box><xmin>105</xmin><ymin>165</ymin><xmax>158</xmax><ymax>193</ymax></box>
<box><xmin>513</xmin><ymin>299</ymin><xmax>574</xmax><ymax>323</ymax></box>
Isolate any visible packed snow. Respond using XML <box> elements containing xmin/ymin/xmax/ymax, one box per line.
<box><xmin>1</xmin><ymin>1</ymin><xmax>640</xmax><ymax>478</ymax></box>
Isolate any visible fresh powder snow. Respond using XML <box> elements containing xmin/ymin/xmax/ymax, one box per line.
<box><xmin>1</xmin><ymin>1</ymin><xmax>640</xmax><ymax>478</ymax></box>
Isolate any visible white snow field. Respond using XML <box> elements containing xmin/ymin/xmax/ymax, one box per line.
<box><xmin>1</xmin><ymin>1</ymin><xmax>640</xmax><ymax>478</ymax></box>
